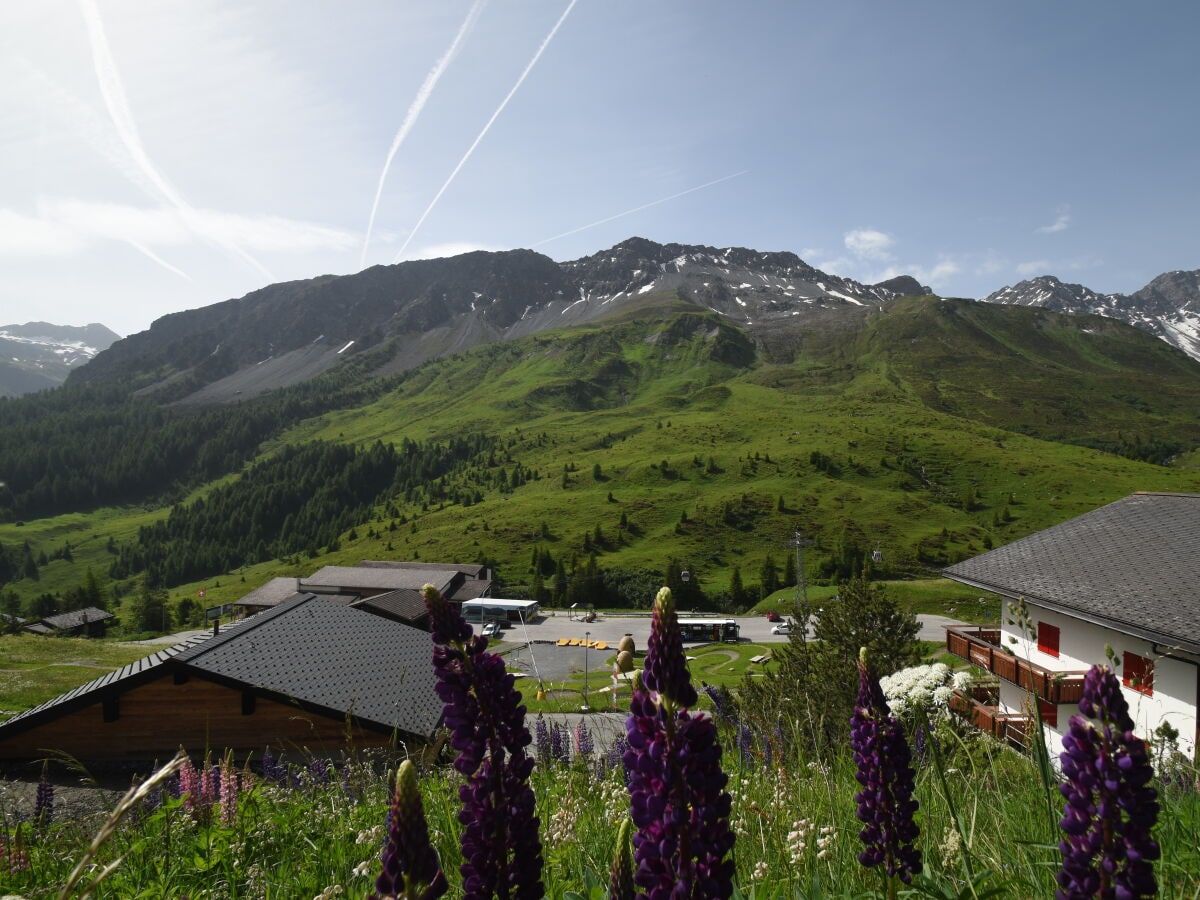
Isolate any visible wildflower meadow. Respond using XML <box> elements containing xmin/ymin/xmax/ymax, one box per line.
<box><xmin>1</xmin><ymin>586</ymin><xmax>1198</xmax><ymax>898</ymax></box>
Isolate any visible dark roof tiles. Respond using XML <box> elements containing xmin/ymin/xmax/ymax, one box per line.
<box><xmin>944</xmin><ymin>492</ymin><xmax>1200</xmax><ymax>653</ymax></box>
<box><xmin>0</xmin><ymin>596</ymin><xmax>442</xmax><ymax>742</ymax></box>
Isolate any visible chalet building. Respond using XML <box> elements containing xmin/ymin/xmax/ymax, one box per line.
<box><xmin>943</xmin><ymin>492</ymin><xmax>1199</xmax><ymax>762</ymax></box>
<box><xmin>21</xmin><ymin>606</ymin><xmax>113</xmax><ymax>638</ymax></box>
<box><xmin>0</xmin><ymin>595</ymin><xmax>442</xmax><ymax>764</ymax></box>
<box><xmin>233</xmin><ymin>560</ymin><xmax>492</xmax><ymax>628</ymax></box>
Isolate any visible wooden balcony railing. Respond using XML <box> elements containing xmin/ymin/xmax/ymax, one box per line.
<box><xmin>945</xmin><ymin>626</ymin><xmax>1086</xmax><ymax>704</ymax></box>
<box><xmin>948</xmin><ymin>686</ymin><xmax>1032</xmax><ymax>749</ymax></box>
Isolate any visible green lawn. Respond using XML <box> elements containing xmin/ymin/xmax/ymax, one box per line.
<box><xmin>0</xmin><ymin>634</ymin><xmax>152</xmax><ymax>721</ymax></box>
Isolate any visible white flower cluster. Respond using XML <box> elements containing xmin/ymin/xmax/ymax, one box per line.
<box><xmin>879</xmin><ymin>663</ymin><xmax>971</xmax><ymax>718</ymax></box>
<box><xmin>787</xmin><ymin>817</ymin><xmax>815</xmax><ymax>863</ymax></box>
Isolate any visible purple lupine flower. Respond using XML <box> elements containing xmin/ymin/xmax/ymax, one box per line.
<box><xmin>534</xmin><ymin>715</ymin><xmax>551</xmax><ymax>764</ymax></box>
<box><xmin>372</xmin><ymin>759</ymin><xmax>448</xmax><ymax>900</ymax></box>
<box><xmin>1057</xmin><ymin>664</ymin><xmax>1160</xmax><ymax>900</ymax></box>
<box><xmin>850</xmin><ymin>648</ymin><xmax>922</xmax><ymax>884</ymax></box>
<box><xmin>309</xmin><ymin>756</ymin><xmax>332</xmax><ymax>788</ymax></box>
<box><xmin>574</xmin><ymin>720</ymin><xmax>594</xmax><ymax>759</ymax></box>
<box><xmin>913</xmin><ymin>722</ymin><xmax>929</xmax><ymax>765</ymax></box>
<box><xmin>737</xmin><ymin>724</ymin><xmax>755</xmax><ymax>765</ymax></box>
<box><xmin>34</xmin><ymin>763</ymin><xmax>54</xmax><ymax>828</ymax></box>
<box><xmin>641</xmin><ymin>586</ymin><xmax>697</xmax><ymax>708</ymax></box>
<box><xmin>423</xmin><ymin>583</ymin><xmax>543</xmax><ymax>900</ymax></box>
<box><xmin>207</xmin><ymin>764</ymin><xmax>221</xmax><ymax>805</ymax></box>
<box><xmin>622</xmin><ymin>587</ymin><xmax>735</xmax><ymax>899</ymax></box>
<box><xmin>701</xmin><ymin>682</ymin><xmax>735</xmax><ymax>726</ymax></box>
<box><xmin>550</xmin><ymin>722</ymin><xmax>568</xmax><ymax>765</ymax></box>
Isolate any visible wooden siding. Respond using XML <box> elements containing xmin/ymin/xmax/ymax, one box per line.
<box><xmin>0</xmin><ymin>673</ymin><xmax>397</xmax><ymax>762</ymax></box>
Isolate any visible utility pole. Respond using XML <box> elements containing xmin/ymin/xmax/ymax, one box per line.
<box><xmin>782</xmin><ymin>529</ymin><xmax>812</xmax><ymax>607</ymax></box>
<box><xmin>582</xmin><ymin>630</ymin><xmax>591</xmax><ymax>712</ymax></box>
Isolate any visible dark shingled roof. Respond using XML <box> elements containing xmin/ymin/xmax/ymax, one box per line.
<box><xmin>351</xmin><ymin>589</ymin><xmax>429</xmax><ymax>624</ymax></box>
<box><xmin>173</xmin><ymin>596</ymin><xmax>441</xmax><ymax>736</ymax></box>
<box><xmin>0</xmin><ymin>596</ymin><xmax>442</xmax><ymax>742</ymax></box>
<box><xmin>40</xmin><ymin>607</ymin><xmax>113</xmax><ymax>629</ymax></box>
<box><xmin>944</xmin><ymin>492</ymin><xmax>1200</xmax><ymax>654</ymax></box>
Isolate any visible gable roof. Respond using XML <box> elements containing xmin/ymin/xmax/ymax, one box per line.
<box><xmin>40</xmin><ymin>607</ymin><xmax>113</xmax><ymax>629</ymax></box>
<box><xmin>0</xmin><ymin>595</ymin><xmax>443</xmax><ymax>742</ymax></box>
<box><xmin>944</xmin><ymin>492</ymin><xmax>1200</xmax><ymax>654</ymax></box>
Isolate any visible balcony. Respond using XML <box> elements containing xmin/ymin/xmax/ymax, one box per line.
<box><xmin>948</xmin><ymin>684</ymin><xmax>1031</xmax><ymax>749</ymax></box>
<box><xmin>945</xmin><ymin>626</ymin><xmax>1087</xmax><ymax>704</ymax></box>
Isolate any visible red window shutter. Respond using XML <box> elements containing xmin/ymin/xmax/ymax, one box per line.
<box><xmin>1037</xmin><ymin>621</ymin><xmax>1060</xmax><ymax>658</ymax></box>
<box><xmin>1122</xmin><ymin>652</ymin><xmax>1154</xmax><ymax>696</ymax></box>
<box><xmin>1037</xmin><ymin>698</ymin><xmax>1058</xmax><ymax>728</ymax></box>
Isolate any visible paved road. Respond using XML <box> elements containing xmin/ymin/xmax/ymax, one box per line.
<box><xmin>492</xmin><ymin>611</ymin><xmax>962</xmax><ymax>649</ymax></box>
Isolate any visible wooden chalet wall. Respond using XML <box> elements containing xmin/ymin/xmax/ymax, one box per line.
<box><xmin>0</xmin><ymin>673</ymin><xmax>398</xmax><ymax>762</ymax></box>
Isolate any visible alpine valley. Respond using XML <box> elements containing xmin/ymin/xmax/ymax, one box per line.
<box><xmin>2</xmin><ymin>238</ymin><xmax>1199</xmax><ymax>622</ymax></box>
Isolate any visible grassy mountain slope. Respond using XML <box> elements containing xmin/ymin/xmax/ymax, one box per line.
<box><xmin>3</xmin><ymin>295</ymin><xmax>1200</xmax><ymax>622</ymax></box>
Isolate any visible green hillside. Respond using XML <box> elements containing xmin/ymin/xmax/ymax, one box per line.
<box><xmin>2</xmin><ymin>294</ymin><xmax>1199</xmax><ymax>625</ymax></box>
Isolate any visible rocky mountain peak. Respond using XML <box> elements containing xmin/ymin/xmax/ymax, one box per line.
<box><xmin>984</xmin><ymin>269</ymin><xmax>1200</xmax><ymax>362</ymax></box>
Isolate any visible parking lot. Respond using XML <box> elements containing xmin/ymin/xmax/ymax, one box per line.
<box><xmin>488</xmin><ymin>610</ymin><xmax>963</xmax><ymax>682</ymax></box>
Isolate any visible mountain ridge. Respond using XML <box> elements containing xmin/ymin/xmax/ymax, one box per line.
<box><xmin>984</xmin><ymin>270</ymin><xmax>1200</xmax><ymax>361</ymax></box>
<box><xmin>0</xmin><ymin>321</ymin><xmax>121</xmax><ymax>397</ymax></box>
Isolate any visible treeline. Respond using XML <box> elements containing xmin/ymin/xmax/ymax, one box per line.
<box><xmin>518</xmin><ymin>549</ymin><xmax>797</xmax><ymax>613</ymax></box>
<box><xmin>111</xmin><ymin>435</ymin><xmax>498</xmax><ymax>587</ymax></box>
<box><xmin>0</xmin><ymin>351</ymin><xmax>401</xmax><ymax>521</ymax></box>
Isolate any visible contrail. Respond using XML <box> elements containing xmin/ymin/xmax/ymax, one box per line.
<box><xmin>125</xmin><ymin>239</ymin><xmax>194</xmax><ymax>282</ymax></box>
<box><xmin>532</xmin><ymin>171</ymin><xmax>750</xmax><ymax>248</ymax></box>
<box><xmin>77</xmin><ymin>0</ymin><xmax>272</xmax><ymax>280</ymax></box>
<box><xmin>393</xmin><ymin>0</ymin><xmax>577</xmax><ymax>263</ymax></box>
<box><xmin>361</xmin><ymin>0</ymin><xmax>487</xmax><ymax>269</ymax></box>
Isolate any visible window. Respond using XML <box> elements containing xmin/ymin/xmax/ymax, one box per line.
<box><xmin>1037</xmin><ymin>698</ymin><xmax>1058</xmax><ymax>728</ymax></box>
<box><xmin>1122</xmin><ymin>651</ymin><xmax>1154</xmax><ymax>696</ymax></box>
<box><xmin>1037</xmin><ymin>621</ymin><xmax>1060</xmax><ymax>658</ymax></box>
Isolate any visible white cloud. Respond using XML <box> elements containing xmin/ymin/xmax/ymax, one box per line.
<box><xmin>4</xmin><ymin>200</ymin><xmax>359</xmax><ymax>256</ymax></box>
<box><xmin>1016</xmin><ymin>259</ymin><xmax>1050</xmax><ymax>276</ymax></box>
<box><xmin>844</xmin><ymin>228</ymin><xmax>895</xmax><ymax>261</ymax></box>
<box><xmin>879</xmin><ymin>259</ymin><xmax>960</xmax><ymax>286</ymax></box>
<box><xmin>0</xmin><ymin>209</ymin><xmax>84</xmax><ymax>255</ymax></box>
<box><xmin>1036</xmin><ymin>208</ymin><xmax>1071</xmax><ymax>234</ymax></box>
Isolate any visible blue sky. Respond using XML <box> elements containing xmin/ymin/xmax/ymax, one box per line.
<box><xmin>1</xmin><ymin>1</ymin><xmax>1196</xmax><ymax>337</ymax></box>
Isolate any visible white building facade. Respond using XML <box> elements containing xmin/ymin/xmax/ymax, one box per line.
<box><xmin>944</xmin><ymin>492</ymin><xmax>1200</xmax><ymax>763</ymax></box>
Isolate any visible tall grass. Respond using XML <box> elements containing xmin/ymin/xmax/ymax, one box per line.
<box><xmin>2</xmin><ymin>723</ymin><xmax>1196</xmax><ymax>897</ymax></box>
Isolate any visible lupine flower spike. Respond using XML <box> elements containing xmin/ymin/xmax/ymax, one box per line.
<box><xmin>423</xmin><ymin>583</ymin><xmax>544</xmax><ymax>900</ymax></box>
<box><xmin>623</xmin><ymin>586</ymin><xmax>736</xmax><ymax>899</ymax></box>
<box><xmin>34</xmin><ymin>760</ymin><xmax>54</xmax><ymax>829</ymax></box>
<box><xmin>850</xmin><ymin>647</ymin><xmax>922</xmax><ymax>891</ymax></box>
<box><xmin>372</xmin><ymin>759</ymin><xmax>447</xmax><ymax>900</ymax></box>
<box><xmin>1057</xmin><ymin>664</ymin><xmax>1160</xmax><ymax>899</ymax></box>
<box><xmin>609</xmin><ymin>817</ymin><xmax>636</xmax><ymax>900</ymax></box>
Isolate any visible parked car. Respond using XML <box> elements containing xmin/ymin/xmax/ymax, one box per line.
<box><xmin>481</xmin><ymin>621</ymin><xmax>502</xmax><ymax>637</ymax></box>
<box><xmin>766</xmin><ymin>610</ymin><xmax>782</xmax><ymax>622</ymax></box>
<box><xmin>770</xmin><ymin>622</ymin><xmax>792</xmax><ymax>635</ymax></box>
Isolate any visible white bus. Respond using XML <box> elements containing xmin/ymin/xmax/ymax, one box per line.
<box><xmin>677</xmin><ymin>618</ymin><xmax>740</xmax><ymax>643</ymax></box>
<box><xmin>460</xmin><ymin>598</ymin><xmax>540</xmax><ymax>627</ymax></box>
